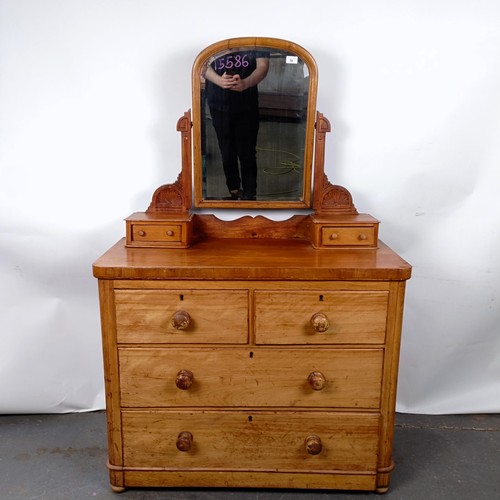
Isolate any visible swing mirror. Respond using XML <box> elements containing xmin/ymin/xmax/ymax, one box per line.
<box><xmin>192</xmin><ymin>37</ymin><xmax>318</xmax><ymax>209</ymax></box>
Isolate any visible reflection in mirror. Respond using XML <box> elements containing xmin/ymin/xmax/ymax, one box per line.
<box><xmin>193</xmin><ymin>39</ymin><xmax>317</xmax><ymax>208</ymax></box>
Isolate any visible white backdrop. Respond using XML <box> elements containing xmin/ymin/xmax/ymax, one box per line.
<box><xmin>1</xmin><ymin>0</ymin><xmax>499</xmax><ymax>414</ymax></box>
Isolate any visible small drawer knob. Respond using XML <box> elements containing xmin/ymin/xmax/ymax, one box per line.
<box><xmin>311</xmin><ymin>312</ymin><xmax>329</xmax><ymax>333</ymax></box>
<box><xmin>175</xmin><ymin>369</ymin><xmax>194</xmax><ymax>390</ymax></box>
<box><xmin>176</xmin><ymin>431</ymin><xmax>193</xmax><ymax>452</ymax></box>
<box><xmin>358</xmin><ymin>233</ymin><xmax>368</xmax><ymax>241</ymax></box>
<box><xmin>305</xmin><ymin>435</ymin><xmax>322</xmax><ymax>455</ymax></box>
<box><xmin>308</xmin><ymin>371</ymin><xmax>326</xmax><ymax>391</ymax></box>
<box><xmin>171</xmin><ymin>310</ymin><xmax>191</xmax><ymax>330</ymax></box>
<box><xmin>329</xmin><ymin>232</ymin><xmax>339</xmax><ymax>240</ymax></box>
<box><xmin>137</xmin><ymin>230</ymin><xmax>146</xmax><ymax>237</ymax></box>
<box><xmin>166</xmin><ymin>230</ymin><xmax>174</xmax><ymax>236</ymax></box>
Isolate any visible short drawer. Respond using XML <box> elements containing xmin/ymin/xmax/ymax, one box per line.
<box><xmin>322</xmin><ymin>226</ymin><xmax>377</xmax><ymax>247</ymax></box>
<box><xmin>131</xmin><ymin>224</ymin><xmax>182</xmax><ymax>243</ymax></box>
<box><xmin>119</xmin><ymin>347</ymin><xmax>383</xmax><ymax>409</ymax></box>
<box><xmin>122</xmin><ymin>410</ymin><xmax>380</xmax><ymax>472</ymax></box>
<box><xmin>254</xmin><ymin>290</ymin><xmax>388</xmax><ymax>344</ymax></box>
<box><xmin>115</xmin><ymin>289</ymin><xmax>248</xmax><ymax>344</ymax></box>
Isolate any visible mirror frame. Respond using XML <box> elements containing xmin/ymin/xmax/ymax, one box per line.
<box><xmin>192</xmin><ymin>37</ymin><xmax>318</xmax><ymax>209</ymax></box>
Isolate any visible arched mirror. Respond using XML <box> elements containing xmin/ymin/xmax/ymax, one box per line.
<box><xmin>192</xmin><ymin>37</ymin><xmax>318</xmax><ymax>209</ymax></box>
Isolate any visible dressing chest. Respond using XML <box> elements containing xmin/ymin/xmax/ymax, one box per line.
<box><xmin>93</xmin><ymin>37</ymin><xmax>411</xmax><ymax>493</ymax></box>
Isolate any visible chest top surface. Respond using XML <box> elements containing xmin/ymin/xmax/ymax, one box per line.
<box><xmin>93</xmin><ymin>237</ymin><xmax>411</xmax><ymax>281</ymax></box>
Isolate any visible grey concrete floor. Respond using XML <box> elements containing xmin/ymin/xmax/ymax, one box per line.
<box><xmin>0</xmin><ymin>412</ymin><xmax>499</xmax><ymax>500</ymax></box>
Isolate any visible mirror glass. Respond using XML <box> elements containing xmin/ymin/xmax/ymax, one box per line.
<box><xmin>192</xmin><ymin>38</ymin><xmax>317</xmax><ymax>208</ymax></box>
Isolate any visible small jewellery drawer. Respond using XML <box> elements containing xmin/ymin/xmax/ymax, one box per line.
<box><xmin>115</xmin><ymin>289</ymin><xmax>248</xmax><ymax>344</ymax></box>
<box><xmin>121</xmin><ymin>410</ymin><xmax>380</xmax><ymax>472</ymax></box>
<box><xmin>131</xmin><ymin>224</ymin><xmax>182</xmax><ymax>243</ymax></box>
<box><xmin>254</xmin><ymin>290</ymin><xmax>388</xmax><ymax>345</ymax></box>
<box><xmin>119</xmin><ymin>348</ymin><xmax>383</xmax><ymax>408</ymax></box>
<box><xmin>322</xmin><ymin>226</ymin><xmax>377</xmax><ymax>247</ymax></box>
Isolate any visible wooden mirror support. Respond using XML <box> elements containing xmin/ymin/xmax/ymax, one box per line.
<box><xmin>125</xmin><ymin>37</ymin><xmax>379</xmax><ymax>250</ymax></box>
<box><xmin>125</xmin><ymin>109</ymin><xmax>379</xmax><ymax>249</ymax></box>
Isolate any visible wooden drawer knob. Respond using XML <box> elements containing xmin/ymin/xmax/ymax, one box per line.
<box><xmin>171</xmin><ymin>310</ymin><xmax>191</xmax><ymax>330</ymax></box>
<box><xmin>166</xmin><ymin>230</ymin><xmax>174</xmax><ymax>236</ymax></box>
<box><xmin>138</xmin><ymin>230</ymin><xmax>146</xmax><ymax>237</ymax></box>
<box><xmin>175</xmin><ymin>369</ymin><xmax>194</xmax><ymax>390</ymax></box>
<box><xmin>358</xmin><ymin>233</ymin><xmax>368</xmax><ymax>240</ymax></box>
<box><xmin>329</xmin><ymin>232</ymin><xmax>339</xmax><ymax>240</ymax></box>
<box><xmin>176</xmin><ymin>431</ymin><xmax>193</xmax><ymax>452</ymax></box>
<box><xmin>308</xmin><ymin>371</ymin><xmax>326</xmax><ymax>391</ymax></box>
<box><xmin>311</xmin><ymin>312</ymin><xmax>329</xmax><ymax>333</ymax></box>
<box><xmin>305</xmin><ymin>435</ymin><xmax>322</xmax><ymax>455</ymax></box>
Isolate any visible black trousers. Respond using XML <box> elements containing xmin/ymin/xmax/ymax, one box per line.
<box><xmin>209</xmin><ymin>106</ymin><xmax>259</xmax><ymax>198</ymax></box>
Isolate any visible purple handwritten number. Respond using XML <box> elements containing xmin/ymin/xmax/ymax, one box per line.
<box><xmin>241</xmin><ymin>54</ymin><xmax>250</xmax><ymax>67</ymax></box>
<box><xmin>216</xmin><ymin>54</ymin><xmax>250</xmax><ymax>72</ymax></box>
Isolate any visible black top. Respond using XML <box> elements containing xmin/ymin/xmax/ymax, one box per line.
<box><xmin>206</xmin><ymin>50</ymin><xmax>269</xmax><ymax>113</ymax></box>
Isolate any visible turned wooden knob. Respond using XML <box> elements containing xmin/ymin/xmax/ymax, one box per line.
<box><xmin>305</xmin><ymin>435</ymin><xmax>322</xmax><ymax>455</ymax></box>
<box><xmin>166</xmin><ymin>230</ymin><xmax>174</xmax><ymax>236</ymax></box>
<box><xmin>329</xmin><ymin>232</ymin><xmax>339</xmax><ymax>240</ymax></box>
<box><xmin>311</xmin><ymin>312</ymin><xmax>329</xmax><ymax>333</ymax></box>
<box><xmin>308</xmin><ymin>371</ymin><xmax>326</xmax><ymax>391</ymax></box>
<box><xmin>138</xmin><ymin>230</ymin><xmax>146</xmax><ymax>237</ymax></box>
<box><xmin>176</xmin><ymin>431</ymin><xmax>193</xmax><ymax>452</ymax></box>
<box><xmin>175</xmin><ymin>369</ymin><xmax>194</xmax><ymax>390</ymax></box>
<box><xmin>358</xmin><ymin>233</ymin><xmax>367</xmax><ymax>240</ymax></box>
<box><xmin>171</xmin><ymin>310</ymin><xmax>191</xmax><ymax>330</ymax></box>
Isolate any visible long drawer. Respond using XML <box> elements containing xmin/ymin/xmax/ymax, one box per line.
<box><xmin>119</xmin><ymin>347</ymin><xmax>383</xmax><ymax>409</ymax></box>
<box><xmin>121</xmin><ymin>410</ymin><xmax>380</xmax><ymax>472</ymax></box>
<box><xmin>115</xmin><ymin>289</ymin><xmax>249</xmax><ymax>343</ymax></box>
<box><xmin>254</xmin><ymin>290</ymin><xmax>388</xmax><ymax>344</ymax></box>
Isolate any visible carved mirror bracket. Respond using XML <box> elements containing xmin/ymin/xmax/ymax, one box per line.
<box><xmin>125</xmin><ymin>111</ymin><xmax>194</xmax><ymax>249</ymax></box>
<box><xmin>308</xmin><ymin>112</ymin><xmax>379</xmax><ymax>249</ymax></box>
<box><xmin>147</xmin><ymin>111</ymin><xmax>192</xmax><ymax>214</ymax></box>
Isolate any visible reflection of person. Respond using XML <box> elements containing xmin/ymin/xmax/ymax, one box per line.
<box><xmin>205</xmin><ymin>50</ymin><xmax>269</xmax><ymax>200</ymax></box>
